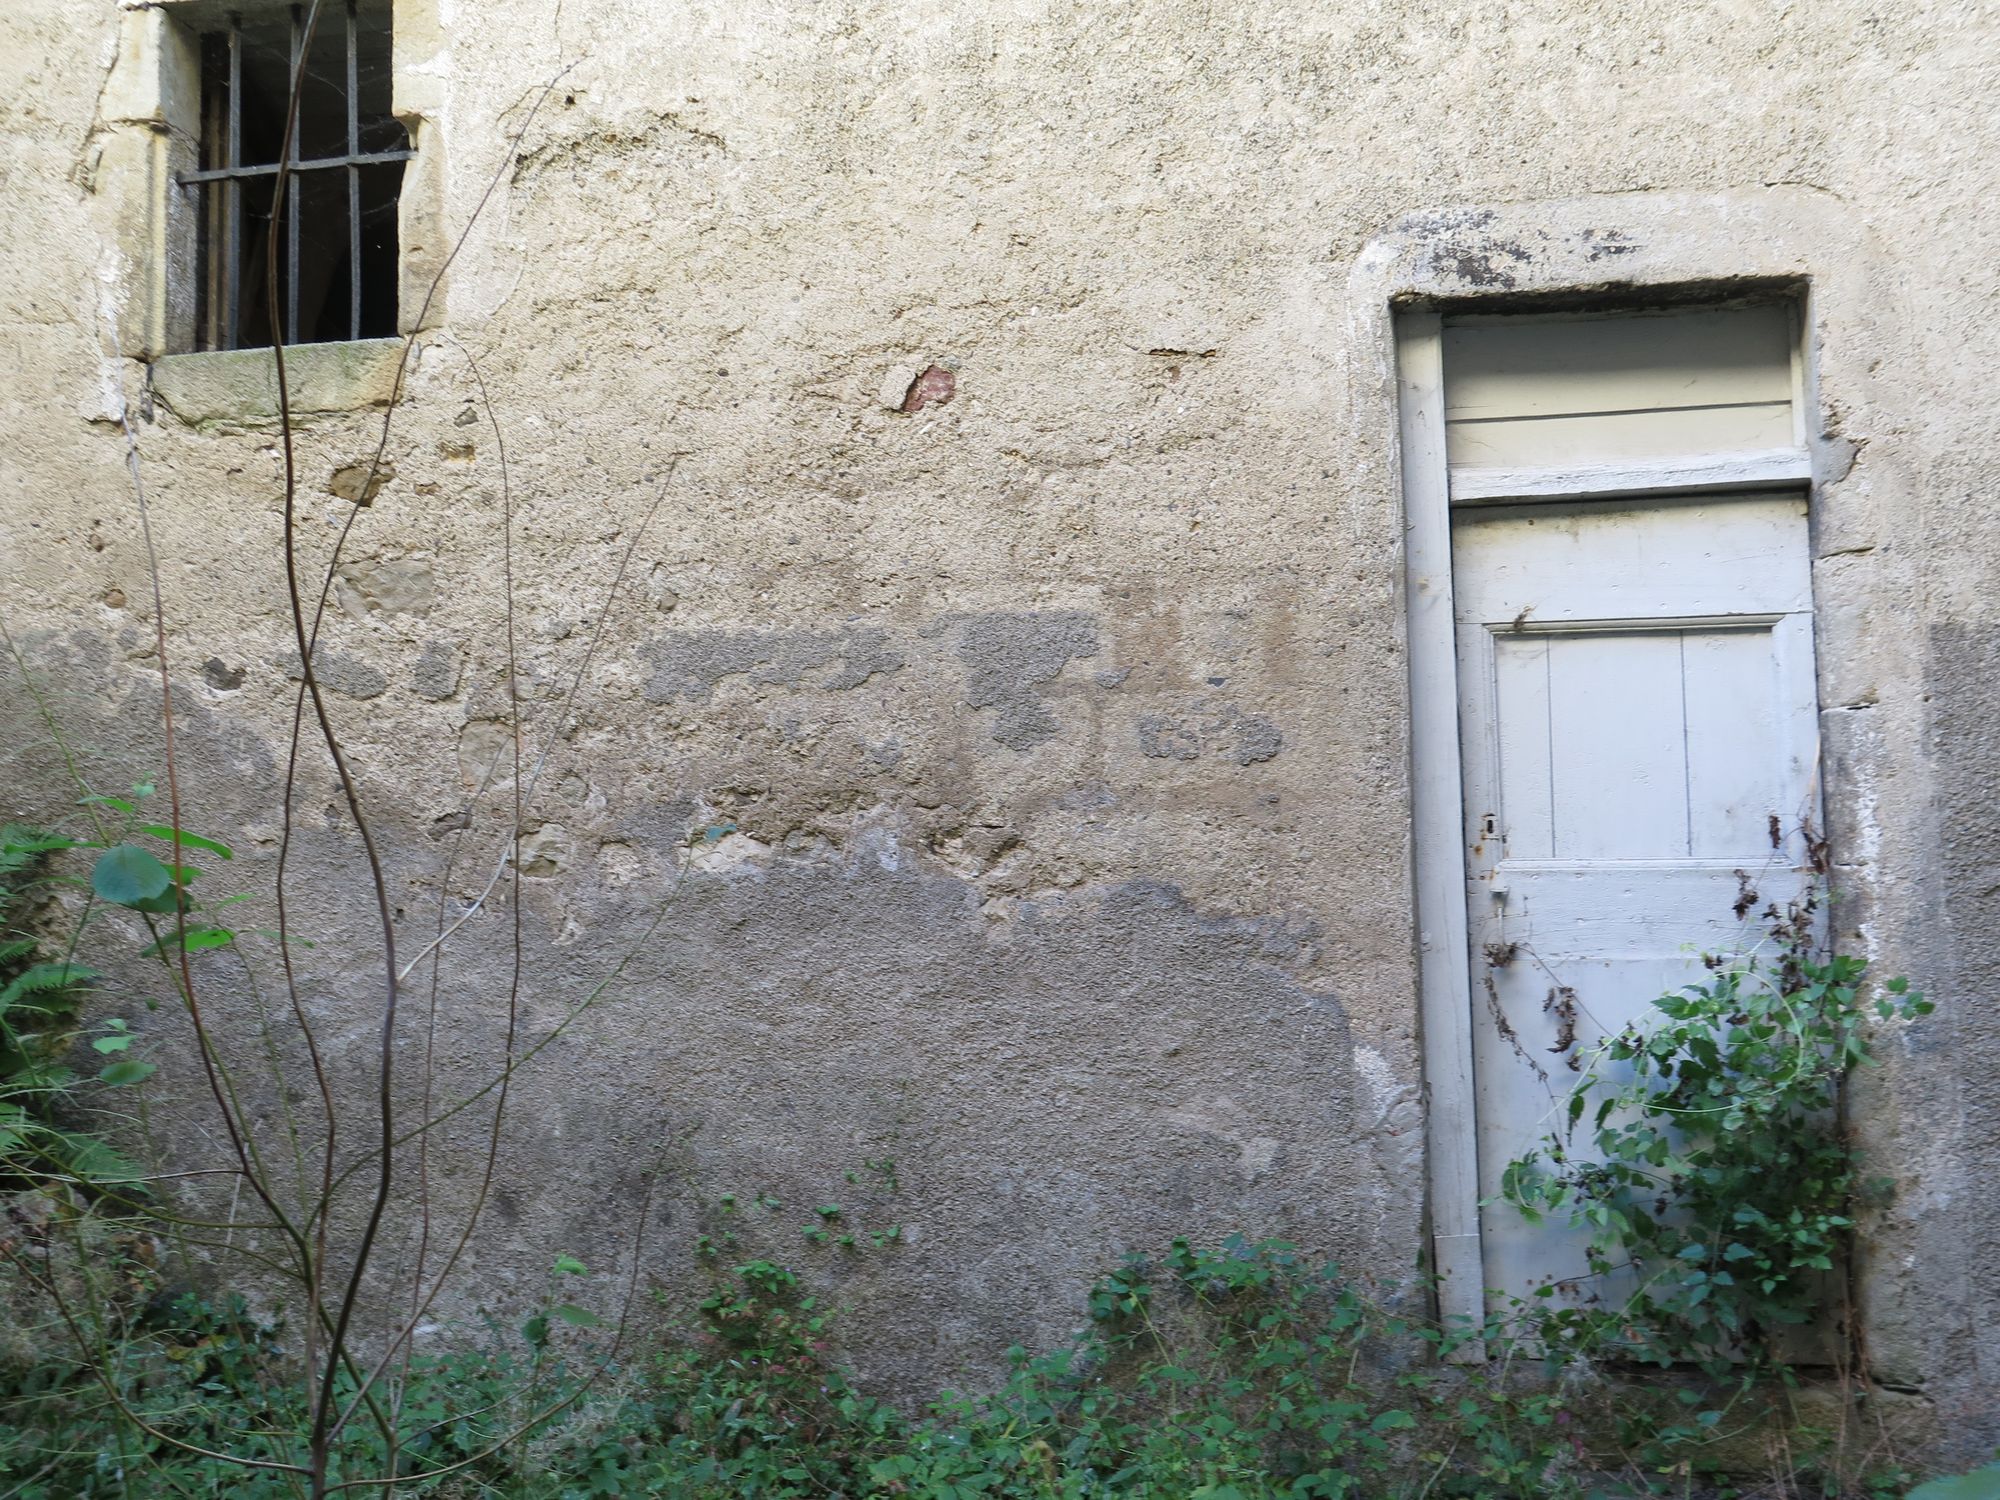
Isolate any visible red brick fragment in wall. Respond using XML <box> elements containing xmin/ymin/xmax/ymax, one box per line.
<box><xmin>900</xmin><ymin>365</ymin><xmax>956</xmax><ymax>413</ymax></box>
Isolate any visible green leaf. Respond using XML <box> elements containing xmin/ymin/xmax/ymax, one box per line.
<box><xmin>0</xmin><ymin>962</ymin><xmax>98</xmax><ymax>1013</ymax></box>
<box><xmin>140</xmin><ymin>826</ymin><xmax>234</xmax><ymax>861</ymax></box>
<box><xmin>553</xmin><ymin>1254</ymin><xmax>588</xmax><ymax>1276</ymax></box>
<box><xmin>91</xmin><ymin>845</ymin><xmax>174</xmax><ymax>907</ymax></box>
<box><xmin>93</xmin><ymin>1033</ymin><xmax>135</xmax><ymax>1054</ymax></box>
<box><xmin>139</xmin><ymin>926</ymin><xmax>236</xmax><ymax>958</ymax></box>
<box><xmin>54</xmin><ymin>1131</ymin><xmax>144</xmax><ymax>1186</ymax></box>
<box><xmin>1370</xmin><ymin>1409</ymin><xmax>1417</xmax><ymax>1432</ymax></box>
<box><xmin>99</xmin><ymin>1058</ymin><xmax>157</xmax><ymax>1088</ymax></box>
<box><xmin>0</xmin><ymin>830</ymin><xmax>83</xmax><ymax>855</ymax></box>
<box><xmin>550</xmin><ymin>1303</ymin><xmax>602</xmax><ymax>1328</ymax></box>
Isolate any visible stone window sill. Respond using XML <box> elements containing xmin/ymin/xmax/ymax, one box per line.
<box><xmin>149</xmin><ymin>338</ymin><xmax>406</xmax><ymax>427</ymax></box>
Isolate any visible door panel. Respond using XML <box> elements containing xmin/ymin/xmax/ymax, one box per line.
<box><xmin>1542</xmin><ymin>630</ymin><xmax>1694</xmax><ymax>859</ymax></box>
<box><xmin>1453</xmin><ymin>493</ymin><xmax>1820</xmax><ymax>1313</ymax></box>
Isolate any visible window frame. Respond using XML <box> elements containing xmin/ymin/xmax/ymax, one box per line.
<box><xmin>175</xmin><ymin>0</ymin><xmax>413</xmax><ymax>351</ymax></box>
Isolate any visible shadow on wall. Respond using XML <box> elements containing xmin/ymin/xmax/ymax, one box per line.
<box><xmin>530</xmin><ymin>848</ymin><xmax>1366</xmax><ymax>1392</ymax></box>
<box><xmin>1922</xmin><ymin>622</ymin><xmax>2000</xmax><ymax>1448</ymax></box>
<box><xmin>0</xmin><ymin>632</ymin><xmax>1373</xmax><ymax>1395</ymax></box>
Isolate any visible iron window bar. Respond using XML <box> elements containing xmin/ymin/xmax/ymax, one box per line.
<box><xmin>177</xmin><ymin>2</ymin><xmax>414</xmax><ymax>349</ymax></box>
<box><xmin>178</xmin><ymin>150</ymin><xmax>418</xmax><ymax>182</ymax></box>
<box><xmin>287</xmin><ymin>7</ymin><xmax>301</xmax><ymax>343</ymax></box>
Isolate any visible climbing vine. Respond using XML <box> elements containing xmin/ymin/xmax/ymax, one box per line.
<box><xmin>1501</xmin><ymin>894</ymin><xmax>1931</xmax><ymax>1376</ymax></box>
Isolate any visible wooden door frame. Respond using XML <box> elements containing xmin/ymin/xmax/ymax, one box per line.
<box><xmin>1368</xmin><ymin>214</ymin><xmax>1848</xmax><ymax>1352</ymax></box>
<box><xmin>1395</xmin><ymin>311</ymin><xmax>1489</xmax><ymax>1343</ymax></box>
<box><xmin>1386</xmin><ymin>283</ymin><xmax>1824</xmax><ymax>1344</ymax></box>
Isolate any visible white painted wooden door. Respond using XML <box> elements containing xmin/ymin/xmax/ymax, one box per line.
<box><xmin>1452</xmin><ymin>492</ymin><xmax>1820</xmax><ymax>1313</ymax></box>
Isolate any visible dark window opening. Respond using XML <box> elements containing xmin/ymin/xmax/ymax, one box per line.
<box><xmin>185</xmin><ymin>1</ymin><xmax>411</xmax><ymax>351</ymax></box>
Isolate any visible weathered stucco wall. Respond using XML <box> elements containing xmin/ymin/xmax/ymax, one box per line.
<box><xmin>2</xmin><ymin>0</ymin><xmax>1997</xmax><ymax>1455</ymax></box>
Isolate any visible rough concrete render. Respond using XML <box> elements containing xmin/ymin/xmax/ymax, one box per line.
<box><xmin>1</xmin><ymin>0</ymin><xmax>1996</xmax><ymax>1463</ymax></box>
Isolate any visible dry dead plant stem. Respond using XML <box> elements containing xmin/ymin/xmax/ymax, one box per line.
<box><xmin>62</xmin><ymin>12</ymin><xmax>650</xmax><ymax>1494</ymax></box>
<box><xmin>374</xmin><ymin>332</ymin><xmax>521</xmax><ymax>1484</ymax></box>
<box><xmin>250</xmin><ymin>12</ymin><xmax>406</xmax><ymax>1490</ymax></box>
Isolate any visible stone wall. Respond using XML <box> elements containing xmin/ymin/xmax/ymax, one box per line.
<box><xmin>1</xmin><ymin>0</ymin><xmax>1995</xmax><ymax>1455</ymax></box>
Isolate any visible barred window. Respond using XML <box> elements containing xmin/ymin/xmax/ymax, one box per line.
<box><xmin>182</xmin><ymin>2</ymin><xmax>412</xmax><ymax>350</ymax></box>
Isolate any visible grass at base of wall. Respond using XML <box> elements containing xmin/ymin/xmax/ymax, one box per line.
<box><xmin>0</xmin><ymin>1212</ymin><xmax>1936</xmax><ymax>1500</ymax></box>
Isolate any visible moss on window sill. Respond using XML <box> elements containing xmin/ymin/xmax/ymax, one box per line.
<box><xmin>149</xmin><ymin>338</ymin><xmax>406</xmax><ymax>428</ymax></box>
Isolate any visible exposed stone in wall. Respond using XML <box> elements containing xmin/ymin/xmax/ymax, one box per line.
<box><xmin>410</xmin><ymin>639</ymin><xmax>462</xmax><ymax>701</ymax></box>
<box><xmin>517</xmin><ymin>822</ymin><xmax>570</xmax><ymax>877</ymax></box>
<box><xmin>334</xmin><ymin>556</ymin><xmax>435</xmax><ymax>617</ymax></box>
<box><xmin>1138</xmin><ymin>701</ymin><xmax>1284</xmax><ymax>766</ymax></box>
<box><xmin>641</xmin><ymin>626</ymin><xmax>906</xmax><ymax>703</ymax></box>
<box><xmin>202</xmin><ymin>657</ymin><xmax>246</xmax><ymax>691</ymax></box>
<box><xmin>279</xmin><ymin>650</ymin><xmax>389</xmax><ymax>701</ymax></box>
<box><xmin>329</xmin><ymin>461</ymin><xmax>394</xmax><ymax>506</ymax></box>
<box><xmin>899</xmin><ymin>364</ymin><xmax>956</xmax><ymax>414</ymax></box>
<box><xmin>457</xmin><ymin>719</ymin><xmax>516</xmax><ymax>786</ymax></box>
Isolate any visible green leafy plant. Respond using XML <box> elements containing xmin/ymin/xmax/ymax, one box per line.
<box><xmin>80</xmin><ymin>785</ymin><xmax>241</xmax><ymax>957</ymax></box>
<box><xmin>0</xmin><ymin>823</ymin><xmax>120</xmax><ymax>1188</ymax></box>
<box><xmin>1501</xmin><ymin>896</ymin><xmax>1931</xmax><ymax>1376</ymax></box>
<box><xmin>0</xmin><ymin>785</ymin><xmax>254</xmax><ymax>1194</ymax></box>
<box><xmin>630</xmin><ymin>1232</ymin><xmax>1591</xmax><ymax>1499</ymax></box>
<box><xmin>0</xmin><ymin>1219</ymin><xmax>1944</xmax><ymax>1500</ymax></box>
<box><xmin>0</xmin><ymin>1239</ymin><xmax>633</xmax><ymax>1500</ymax></box>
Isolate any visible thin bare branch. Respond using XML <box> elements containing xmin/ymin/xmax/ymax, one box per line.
<box><xmin>0</xmin><ymin>1240</ymin><xmax>310</xmax><ymax>1478</ymax></box>
<box><xmin>394</xmin><ymin>453</ymin><xmax>682</xmax><ymax>984</ymax></box>
<box><xmin>323</xmin><ymin>1172</ymin><xmax>657</xmax><ymax>1495</ymax></box>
